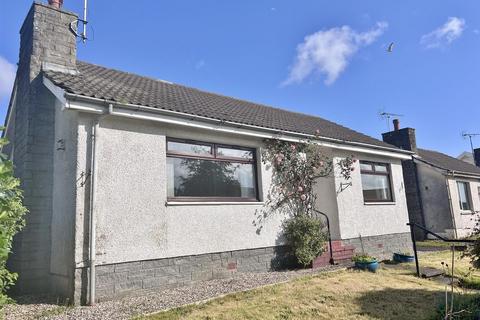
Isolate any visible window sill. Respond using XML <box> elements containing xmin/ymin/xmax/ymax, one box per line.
<box><xmin>364</xmin><ymin>202</ymin><xmax>396</xmax><ymax>206</ymax></box>
<box><xmin>166</xmin><ymin>201</ymin><xmax>265</xmax><ymax>206</ymax></box>
<box><xmin>460</xmin><ymin>210</ymin><xmax>476</xmax><ymax>215</ymax></box>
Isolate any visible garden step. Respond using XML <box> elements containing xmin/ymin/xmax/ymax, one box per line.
<box><xmin>421</xmin><ymin>267</ymin><xmax>444</xmax><ymax>278</ymax></box>
<box><xmin>333</xmin><ymin>249</ymin><xmax>355</xmax><ymax>255</ymax></box>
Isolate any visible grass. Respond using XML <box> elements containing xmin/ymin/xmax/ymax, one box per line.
<box><xmin>416</xmin><ymin>240</ymin><xmax>466</xmax><ymax>249</ymax></box>
<box><xmin>415</xmin><ymin>250</ymin><xmax>480</xmax><ymax>278</ymax></box>
<box><xmin>139</xmin><ymin>251</ymin><xmax>480</xmax><ymax>320</ymax></box>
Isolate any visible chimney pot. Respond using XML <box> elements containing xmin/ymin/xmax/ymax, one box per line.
<box><xmin>48</xmin><ymin>0</ymin><xmax>64</xmax><ymax>9</ymax></box>
<box><xmin>393</xmin><ymin>119</ymin><xmax>400</xmax><ymax>131</ymax></box>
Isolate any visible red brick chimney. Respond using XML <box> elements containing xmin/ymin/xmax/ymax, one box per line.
<box><xmin>48</xmin><ymin>0</ymin><xmax>64</xmax><ymax>9</ymax></box>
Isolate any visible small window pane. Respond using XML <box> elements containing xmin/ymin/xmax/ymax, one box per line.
<box><xmin>457</xmin><ymin>182</ymin><xmax>472</xmax><ymax>211</ymax></box>
<box><xmin>167</xmin><ymin>141</ymin><xmax>212</xmax><ymax>156</ymax></box>
<box><xmin>374</xmin><ymin>164</ymin><xmax>388</xmax><ymax>173</ymax></box>
<box><xmin>360</xmin><ymin>163</ymin><xmax>373</xmax><ymax>171</ymax></box>
<box><xmin>216</xmin><ymin>146</ymin><xmax>253</xmax><ymax>160</ymax></box>
<box><xmin>361</xmin><ymin>174</ymin><xmax>392</xmax><ymax>202</ymax></box>
<box><xmin>167</xmin><ymin>157</ymin><xmax>256</xmax><ymax>198</ymax></box>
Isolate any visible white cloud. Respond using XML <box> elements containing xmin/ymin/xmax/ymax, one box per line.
<box><xmin>420</xmin><ymin>17</ymin><xmax>465</xmax><ymax>49</ymax></box>
<box><xmin>0</xmin><ymin>56</ymin><xmax>16</xmax><ymax>99</ymax></box>
<box><xmin>283</xmin><ymin>22</ymin><xmax>388</xmax><ymax>86</ymax></box>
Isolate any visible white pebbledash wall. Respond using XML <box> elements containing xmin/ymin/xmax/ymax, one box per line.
<box><xmin>70</xmin><ymin>113</ymin><xmax>410</xmax><ymax>267</ymax></box>
<box><xmin>447</xmin><ymin>177</ymin><xmax>480</xmax><ymax>238</ymax></box>
<box><xmin>315</xmin><ymin>151</ymin><xmax>410</xmax><ymax>241</ymax></box>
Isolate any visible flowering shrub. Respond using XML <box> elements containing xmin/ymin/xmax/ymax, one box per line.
<box><xmin>259</xmin><ymin>136</ymin><xmax>355</xmax><ymax>221</ymax></box>
<box><xmin>283</xmin><ymin>214</ymin><xmax>326</xmax><ymax>267</ymax></box>
<box><xmin>0</xmin><ymin>135</ymin><xmax>27</xmax><ymax>307</ymax></box>
<box><xmin>256</xmin><ymin>134</ymin><xmax>355</xmax><ymax>266</ymax></box>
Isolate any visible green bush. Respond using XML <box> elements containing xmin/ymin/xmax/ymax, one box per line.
<box><xmin>0</xmin><ymin>136</ymin><xmax>27</xmax><ymax>307</ymax></box>
<box><xmin>283</xmin><ymin>214</ymin><xmax>326</xmax><ymax>267</ymax></box>
<box><xmin>459</xmin><ymin>275</ymin><xmax>480</xmax><ymax>290</ymax></box>
<box><xmin>430</xmin><ymin>295</ymin><xmax>480</xmax><ymax>320</ymax></box>
<box><xmin>352</xmin><ymin>254</ymin><xmax>376</xmax><ymax>264</ymax></box>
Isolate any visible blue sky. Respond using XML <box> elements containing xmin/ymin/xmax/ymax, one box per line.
<box><xmin>1</xmin><ymin>1</ymin><xmax>479</xmax><ymax>157</ymax></box>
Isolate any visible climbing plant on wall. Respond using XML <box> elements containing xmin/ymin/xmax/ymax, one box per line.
<box><xmin>256</xmin><ymin>132</ymin><xmax>355</xmax><ymax>266</ymax></box>
<box><xmin>0</xmin><ymin>133</ymin><xmax>27</xmax><ymax>307</ymax></box>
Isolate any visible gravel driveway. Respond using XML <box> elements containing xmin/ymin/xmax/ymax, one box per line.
<box><xmin>2</xmin><ymin>265</ymin><xmax>345</xmax><ymax>320</ymax></box>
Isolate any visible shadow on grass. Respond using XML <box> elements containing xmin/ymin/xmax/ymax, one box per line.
<box><xmin>355</xmin><ymin>288</ymin><xmax>480</xmax><ymax>320</ymax></box>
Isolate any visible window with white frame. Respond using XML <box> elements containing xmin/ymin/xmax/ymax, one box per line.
<box><xmin>360</xmin><ymin>161</ymin><xmax>393</xmax><ymax>202</ymax></box>
<box><xmin>457</xmin><ymin>181</ymin><xmax>472</xmax><ymax>211</ymax></box>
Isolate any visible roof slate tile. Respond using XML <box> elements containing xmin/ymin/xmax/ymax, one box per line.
<box><xmin>44</xmin><ymin>61</ymin><xmax>400</xmax><ymax>149</ymax></box>
<box><xmin>417</xmin><ymin>148</ymin><xmax>480</xmax><ymax>175</ymax></box>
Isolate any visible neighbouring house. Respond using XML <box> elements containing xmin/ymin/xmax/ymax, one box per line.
<box><xmin>383</xmin><ymin>120</ymin><xmax>480</xmax><ymax>240</ymax></box>
<box><xmin>458</xmin><ymin>150</ymin><xmax>480</xmax><ymax>166</ymax></box>
<box><xmin>4</xmin><ymin>1</ymin><xmax>413</xmax><ymax>305</ymax></box>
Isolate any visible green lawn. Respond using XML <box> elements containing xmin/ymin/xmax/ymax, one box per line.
<box><xmin>139</xmin><ymin>250</ymin><xmax>480</xmax><ymax>320</ymax></box>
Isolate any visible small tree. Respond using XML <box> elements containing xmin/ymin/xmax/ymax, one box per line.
<box><xmin>466</xmin><ymin>216</ymin><xmax>480</xmax><ymax>269</ymax></box>
<box><xmin>257</xmin><ymin>133</ymin><xmax>354</xmax><ymax>266</ymax></box>
<box><xmin>0</xmin><ymin>134</ymin><xmax>27</xmax><ymax>307</ymax></box>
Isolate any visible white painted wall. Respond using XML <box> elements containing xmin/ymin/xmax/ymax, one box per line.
<box><xmin>447</xmin><ymin>177</ymin><xmax>480</xmax><ymax>238</ymax></box>
<box><xmin>333</xmin><ymin>151</ymin><xmax>410</xmax><ymax>240</ymax></box>
<box><xmin>72</xmin><ymin>114</ymin><xmax>411</xmax><ymax>266</ymax></box>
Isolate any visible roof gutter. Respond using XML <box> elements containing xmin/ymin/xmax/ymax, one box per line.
<box><xmin>42</xmin><ymin>76</ymin><xmax>413</xmax><ymax>159</ymax></box>
<box><xmin>63</xmin><ymin>92</ymin><xmax>412</xmax><ymax>156</ymax></box>
<box><xmin>413</xmin><ymin>156</ymin><xmax>480</xmax><ymax>179</ymax></box>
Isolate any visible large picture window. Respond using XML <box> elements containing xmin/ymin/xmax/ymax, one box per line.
<box><xmin>166</xmin><ymin>138</ymin><xmax>258</xmax><ymax>201</ymax></box>
<box><xmin>457</xmin><ymin>181</ymin><xmax>472</xmax><ymax>211</ymax></box>
<box><xmin>360</xmin><ymin>161</ymin><xmax>393</xmax><ymax>202</ymax></box>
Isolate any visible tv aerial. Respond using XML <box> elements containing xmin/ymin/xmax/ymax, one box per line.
<box><xmin>378</xmin><ymin>109</ymin><xmax>404</xmax><ymax>131</ymax></box>
<box><xmin>69</xmin><ymin>0</ymin><xmax>89</xmax><ymax>43</ymax></box>
<box><xmin>461</xmin><ymin>131</ymin><xmax>480</xmax><ymax>155</ymax></box>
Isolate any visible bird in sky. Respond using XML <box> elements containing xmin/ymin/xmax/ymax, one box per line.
<box><xmin>387</xmin><ymin>42</ymin><xmax>394</xmax><ymax>53</ymax></box>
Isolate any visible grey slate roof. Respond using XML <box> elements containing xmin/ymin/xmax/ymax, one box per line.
<box><xmin>417</xmin><ymin>148</ymin><xmax>480</xmax><ymax>175</ymax></box>
<box><xmin>44</xmin><ymin>61</ymin><xmax>399</xmax><ymax>150</ymax></box>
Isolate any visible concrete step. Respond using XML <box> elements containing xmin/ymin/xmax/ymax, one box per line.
<box><xmin>421</xmin><ymin>267</ymin><xmax>444</xmax><ymax>278</ymax></box>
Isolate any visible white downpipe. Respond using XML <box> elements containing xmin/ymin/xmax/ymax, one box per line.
<box><xmin>445</xmin><ymin>179</ymin><xmax>458</xmax><ymax>239</ymax></box>
<box><xmin>88</xmin><ymin>105</ymin><xmax>112</xmax><ymax>306</ymax></box>
<box><xmin>88</xmin><ymin>119</ymin><xmax>98</xmax><ymax>305</ymax></box>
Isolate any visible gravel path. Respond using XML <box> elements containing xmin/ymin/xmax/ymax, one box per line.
<box><xmin>3</xmin><ymin>265</ymin><xmax>346</xmax><ymax>320</ymax></box>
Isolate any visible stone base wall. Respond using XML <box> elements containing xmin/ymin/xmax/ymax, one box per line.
<box><xmin>75</xmin><ymin>246</ymin><xmax>290</xmax><ymax>304</ymax></box>
<box><xmin>342</xmin><ymin>232</ymin><xmax>413</xmax><ymax>261</ymax></box>
<box><xmin>72</xmin><ymin>233</ymin><xmax>412</xmax><ymax>304</ymax></box>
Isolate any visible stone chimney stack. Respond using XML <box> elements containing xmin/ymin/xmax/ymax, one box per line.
<box><xmin>6</xmin><ymin>2</ymin><xmax>78</xmax><ymax>296</ymax></box>
<box><xmin>19</xmin><ymin>2</ymin><xmax>77</xmax><ymax>81</ymax></box>
<box><xmin>474</xmin><ymin>148</ymin><xmax>480</xmax><ymax>167</ymax></box>
<box><xmin>382</xmin><ymin>119</ymin><xmax>418</xmax><ymax>152</ymax></box>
